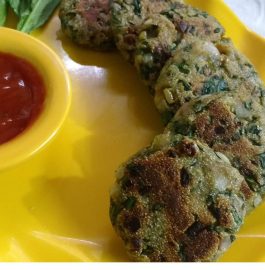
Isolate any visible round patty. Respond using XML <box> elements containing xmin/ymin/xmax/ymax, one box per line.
<box><xmin>155</xmin><ymin>37</ymin><xmax>265</xmax><ymax>123</ymax></box>
<box><xmin>111</xmin><ymin>0</ymin><xmax>185</xmax><ymax>62</ymax></box>
<box><xmin>134</xmin><ymin>4</ymin><xmax>225</xmax><ymax>90</ymax></box>
<box><xmin>166</xmin><ymin>92</ymin><xmax>265</xmax><ymax>207</ymax></box>
<box><xmin>59</xmin><ymin>0</ymin><xmax>114</xmax><ymax>50</ymax></box>
<box><xmin>110</xmin><ymin>134</ymin><xmax>247</xmax><ymax>262</ymax></box>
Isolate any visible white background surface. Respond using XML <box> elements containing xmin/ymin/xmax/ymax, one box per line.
<box><xmin>224</xmin><ymin>0</ymin><xmax>265</xmax><ymax>37</ymax></box>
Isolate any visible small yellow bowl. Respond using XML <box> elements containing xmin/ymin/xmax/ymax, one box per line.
<box><xmin>0</xmin><ymin>27</ymin><xmax>71</xmax><ymax>171</ymax></box>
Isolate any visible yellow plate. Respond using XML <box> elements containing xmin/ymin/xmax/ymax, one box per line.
<box><xmin>1</xmin><ymin>0</ymin><xmax>265</xmax><ymax>262</ymax></box>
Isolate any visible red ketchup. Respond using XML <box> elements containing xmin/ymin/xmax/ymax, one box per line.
<box><xmin>0</xmin><ymin>52</ymin><xmax>45</xmax><ymax>145</ymax></box>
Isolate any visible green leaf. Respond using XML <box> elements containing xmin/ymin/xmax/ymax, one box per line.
<box><xmin>18</xmin><ymin>0</ymin><xmax>31</xmax><ymax>15</ymax></box>
<box><xmin>0</xmin><ymin>0</ymin><xmax>7</xmax><ymax>26</ymax></box>
<box><xmin>17</xmin><ymin>0</ymin><xmax>32</xmax><ymax>29</ymax></box>
<box><xmin>19</xmin><ymin>0</ymin><xmax>60</xmax><ymax>33</ymax></box>
<box><xmin>7</xmin><ymin>0</ymin><xmax>31</xmax><ymax>16</ymax></box>
<box><xmin>17</xmin><ymin>13</ymin><xmax>30</xmax><ymax>29</ymax></box>
<box><xmin>31</xmin><ymin>0</ymin><xmax>38</xmax><ymax>8</ymax></box>
<box><xmin>7</xmin><ymin>0</ymin><xmax>31</xmax><ymax>30</ymax></box>
<box><xmin>7</xmin><ymin>0</ymin><xmax>20</xmax><ymax>15</ymax></box>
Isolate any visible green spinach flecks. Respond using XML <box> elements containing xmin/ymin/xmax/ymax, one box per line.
<box><xmin>152</xmin><ymin>203</ymin><xmax>165</xmax><ymax>212</ymax></box>
<box><xmin>193</xmin><ymin>101</ymin><xmax>205</xmax><ymax>113</ymax></box>
<box><xmin>141</xmin><ymin>245</ymin><xmax>154</xmax><ymax>256</ymax></box>
<box><xmin>124</xmin><ymin>197</ymin><xmax>136</xmax><ymax>210</ymax></box>
<box><xmin>161</xmin><ymin>111</ymin><xmax>175</xmax><ymax>125</ymax></box>
<box><xmin>214</xmin><ymin>27</ymin><xmax>221</xmax><ymax>33</ymax></box>
<box><xmin>200</xmin><ymin>11</ymin><xmax>208</xmax><ymax>18</ymax></box>
<box><xmin>245</xmin><ymin>124</ymin><xmax>262</xmax><ymax>145</ymax></box>
<box><xmin>245</xmin><ymin>176</ymin><xmax>259</xmax><ymax>192</ymax></box>
<box><xmin>259</xmin><ymin>153</ymin><xmax>265</xmax><ymax>169</ymax></box>
<box><xmin>247</xmin><ymin>124</ymin><xmax>262</xmax><ymax>136</ymax></box>
<box><xmin>178</xmin><ymin>80</ymin><xmax>191</xmax><ymax>91</ymax></box>
<box><xmin>146</xmin><ymin>25</ymin><xmax>159</xmax><ymax>38</ymax></box>
<box><xmin>244</xmin><ymin>100</ymin><xmax>253</xmax><ymax>110</ymax></box>
<box><xmin>133</xmin><ymin>0</ymin><xmax>141</xmax><ymax>16</ymax></box>
<box><xmin>178</xmin><ymin>61</ymin><xmax>190</xmax><ymax>74</ymax></box>
<box><xmin>160</xmin><ymin>10</ymin><xmax>174</xmax><ymax>19</ymax></box>
<box><xmin>231</xmin><ymin>206</ymin><xmax>242</xmax><ymax>228</ymax></box>
<box><xmin>172</xmin><ymin>121</ymin><xmax>195</xmax><ymax>137</ymax></box>
<box><xmin>202</xmin><ymin>75</ymin><xmax>229</xmax><ymax>95</ymax></box>
<box><xmin>183</xmin><ymin>44</ymin><xmax>193</xmax><ymax>52</ymax></box>
<box><xmin>110</xmin><ymin>202</ymin><xmax>122</xmax><ymax>225</ymax></box>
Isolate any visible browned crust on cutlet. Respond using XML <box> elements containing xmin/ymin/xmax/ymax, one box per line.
<box><xmin>240</xmin><ymin>180</ymin><xmax>254</xmax><ymax>201</ymax></box>
<box><xmin>195</xmin><ymin>100</ymin><xmax>239</xmax><ymax>146</ymax></box>
<box><xmin>213</xmin><ymin>195</ymin><xmax>236</xmax><ymax>228</ymax></box>
<box><xmin>214</xmin><ymin>139</ymin><xmax>262</xmax><ymax>187</ymax></box>
<box><xmin>125</xmin><ymin>150</ymin><xmax>195</xmax><ymax>232</ymax></box>
<box><xmin>111</xmin><ymin>137</ymin><xmax>245</xmax><ymax>261</ymax></box>
<box><xmin>214</xmin><ymin>138</ymin><xmax>257</xmax><ymax>158</ymax></box>
<box><xmin>183</xmin><ymin>230</ymin><xmax>220</xmax><ymax>261</ymax></box>
<box><xmin>168</xmin><ymin>93</ymin><xmax>265</xmax><ymax>200</ymax></box>
<box><xmin>192</xmin><ymin>98</ymin><xmax>264</xmax><ymax>190</ymax></box>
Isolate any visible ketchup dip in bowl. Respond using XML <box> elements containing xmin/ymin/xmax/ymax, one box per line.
<box><xmin>0</xmin><ymin>27</ymin><xmax>71</xmax><ymax>171</ymax></box>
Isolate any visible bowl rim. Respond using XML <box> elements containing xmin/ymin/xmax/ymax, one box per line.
<box><xmin>0</xmin><ymin>27</ymin><xmax>72</xmax><ymax>171</ymax></box>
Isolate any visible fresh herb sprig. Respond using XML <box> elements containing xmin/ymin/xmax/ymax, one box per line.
<box><xmin>0</xmin><ymin>0</ymin><xmax>60</xmax><ymax>33</ymax></box>
<box><xmin>0</xmin><ymin>0</ymin><xmax>7</xmax><ymax>26</ymax></box>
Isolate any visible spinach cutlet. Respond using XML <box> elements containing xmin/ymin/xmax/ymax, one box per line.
<box><xmin>59</xmin><ymin>0</ymin><xmax>114</xmax><ymax>50</ymax></box>
<box><xmin>166</xmin><ymin>92</ymin><xmax>265</xmax><ymax>207</ymax></box>
<box><xmin>155</xmin><ymin>37</ymin><xmax>265</xmax><ymax>123</ymax></box>
<box><xmin>110</xmin><ymin>134</ymin><xmax>247</xmax><ymax>262</ymax></box>
<box><xmin>111</xmin><ymin>0</ymin><xmax>186</xmax><ymax>62</ymax></box>
<box><xmin>109</xmin><ymin>8</ymin><xmax>265</xmax><ymax>262</ymax></box>
<box><xmin>134</xmin><ymin>4</ymin><xmax>225</xmax><ymax>90</ymax></box>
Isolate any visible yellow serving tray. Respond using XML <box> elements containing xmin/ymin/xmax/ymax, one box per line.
<box><xmin>1</xmin><ymin>0</ymin><xmax>265</xmax><ymax>262</ymax></box>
